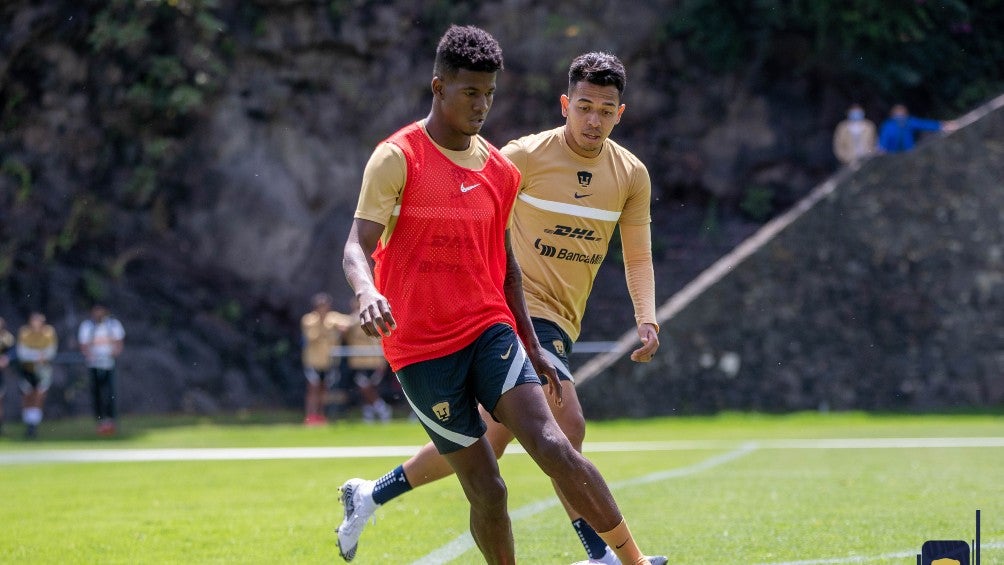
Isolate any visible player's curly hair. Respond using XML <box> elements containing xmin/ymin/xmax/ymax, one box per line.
<box><xmin>568</xmin><ymin>52</ymin><xmax>626</xmax><ymax>95</ymax></box>
<box><xmin>434</xmin><ymin>25</ymin><xmax>504</xmax><ymax>77</ymax></box>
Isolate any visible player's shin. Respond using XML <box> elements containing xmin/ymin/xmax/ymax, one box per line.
<box><xmin>597</xmin><ymin>519</ymin><xmax>649</xmax><ymax>565</ymax></box>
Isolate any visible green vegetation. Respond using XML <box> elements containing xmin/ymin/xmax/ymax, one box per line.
<box><xmin>669</xmin><ymin>0</ymin><xmax>1004</xmax><ymax>114</ymax></box>
<box><xmin>88</xmin><ymin>0</ymin><xmax>227</xmax><ymax>207</ymax></box>
<box><xmin>0</xmin><ymin>0</ymin><xmax>231</xmax><ymax>285</ymax></box>
<box><xmin>740</xmin><ymin>184</ymin><xmax>776</xmax><ymax>222</ymax></box>
<box><xmin>1</xmin><ymin>157</ymin><xmax>32</xmax><ymax>202</ymax></box>
<box><xmin>2</xmin><ymin>412</ymin><xmax>1001</xmax><ymax>563</ymax></box>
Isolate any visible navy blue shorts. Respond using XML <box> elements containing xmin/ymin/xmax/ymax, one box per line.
<box><xmin>532</xmin><ymin>318</ymin><xmax>574</xmax><ymax>383</ymax></box>
<box><xmin>18</xmin><ymin>363</ymin><xmax>53</xmax><ymax>393</ymax></box>
<box><xmin>303</xmin><ymin>366</ymin><xmax>336</xmax><ymax>386</ymax></box>
<box><xmin>395</xmin><ymin>323</ymin><xmax>541</xmax><ymax>454</ymax></box>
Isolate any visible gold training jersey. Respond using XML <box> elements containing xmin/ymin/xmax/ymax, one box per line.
<box><xmin>17</xmin><ymin>324</ymin><xmax>58</xmax><ymax>372</ymax></box>
<box><xmin>343</xmin><ymin>317</ymin><xmax>386</xmax><ymax>370</ymax></box>
<box><xmin>503</xmin><ymin>127</ymin><xmax>652</xmax><ymax>341</ymax></box>
<box><xmin>301</xmin><ymin>311</ymin><xmax>351</xmax><ymax>370</ymax></box>
<box><xmin>0</xmin><ymin>328</ymin><xmax>13</xmax><ymax>354</ymax></box>
<box><xmin>354</xmin><ymin>121</ymin><xmax>492</xmax><ymax>245</ymax></box>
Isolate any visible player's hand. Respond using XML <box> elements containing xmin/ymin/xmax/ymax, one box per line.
<box><xmin>527</xmin><ymin>345</ymin><xmax>562</xmax><ymax>407</ymax></box>
<box><xmin>630</xmin><ymin>323</ymin><xmax>660</xmax><ymax>363</ymax></box>
<box><xmin>357</xmin><ymin>290</ymin><xmax>396</xmax><ymax>337</ymax></box>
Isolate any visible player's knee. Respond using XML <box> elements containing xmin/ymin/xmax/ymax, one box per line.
<box><xmin>491</xmin><ymin>440</ymin><xmax>507</xmax><ymax>460</ymax></box>
<box><xmin>465</xmin><ymin>473</ymin><xmax>508</xmax><ymax>512</ymax></box>
<box><xmin>486</xmin><ymin>428</ymin><xmax>514</xmax><ymax>460</ymax></box>
<box><xmin>527</xmin><ymin>428</ymin><xmax>581</xmax><ymax>477</ymax></box>
<box><xmin>556</xmin><ymin>411</ymin><xmax>586</xmax><ymax>450</ymax></box>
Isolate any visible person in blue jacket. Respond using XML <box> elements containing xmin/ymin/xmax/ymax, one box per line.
<box><xmin>878</xmin><ymin>104</ymin><xmax>956</xmax><ymax>153</ymax></box>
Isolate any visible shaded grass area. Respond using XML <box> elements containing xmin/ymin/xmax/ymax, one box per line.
<box><xmin>1</xmin><ymin>411</ymin><xmax>1002</xmax><ymax>563</ymax></box>
<box><xmin>3</xmin><ymin>409</ymin><xmax>1003</xmax><ymax>448</ymax></box>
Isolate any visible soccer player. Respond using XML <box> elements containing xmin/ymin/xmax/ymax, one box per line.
<box><xmin>0</xmin><ymin>317</ymin><xmax>15</xmax><ymax>436</ymax></box>
<box><xmin>342</xmin><ymin>298</ymin><xmax>392</xmax><ymax>424</ymax></box>
<box><xmin>336</xmin><ymin>52</ymin><xmax>665</xmax><ymax>565</ymax></box>
<box><xmin>341</xmin><ymin>26</ymin><xmax>654</xmax><ymax>565</ymax></box>
<box><xmin>300</xmin><ymin>292</ymin><xmax>351</xmax><ymax>425</ymax></box>
<box><xmin>16</xmin><ymin>312</ymin><xmax>57</xmax><ymax>439</ymax></box>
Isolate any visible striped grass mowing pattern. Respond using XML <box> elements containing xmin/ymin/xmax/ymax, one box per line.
<box><xmin>1</xmin><ymin>411</ymin><xmax>1001</xmax><ymax>563</ymax></box>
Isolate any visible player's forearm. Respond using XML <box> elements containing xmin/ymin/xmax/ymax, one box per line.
<box><xmin>503</xmin><ymin>236</ymin><xmax>542</xmax><ymax>350</ymax></box>
<box><xmin>620</xmin><ymin>223</ymin><xmax>658</xmax><ymax>330</ymax></box>
<box><xmin>343</xmin><ymin>245</ymin><xmax>377</xmax><ymax>298</ymax></box>
<box><xmin>504</xmin><ymin>259</ymin><xmax>541</xmax><ymax>349</ymax></box>
<box><xmin>342</xmin><ymin>220</ymin><xmax>381</xmax><ymax>299</ymax></box>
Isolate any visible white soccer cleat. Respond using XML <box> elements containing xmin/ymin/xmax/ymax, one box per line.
<box><xmin>571</xmin><ymin>547</ymin><xmax>669</xmax><ymax>565</ymax></box>
<box><xmin>335</xmin><ymin>478</ymin><xmax>378</xmax><ymax>562</ymax></box>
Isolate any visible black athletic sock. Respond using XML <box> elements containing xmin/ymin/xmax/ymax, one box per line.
<box><xmin>573</xmin><ymin>518</ymin><xmax>608</xmax><ymax>559</ymax></box>
<box><xmin>372</xmin><ymin>465</ymin><xmax>412</xmax><ymax>505</ymax></box>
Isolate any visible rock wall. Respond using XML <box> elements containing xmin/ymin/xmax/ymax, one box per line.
<box><xmin>578</xmin><ymin>99</ymin><xmax>1004</xmax><ymax>418</ymax></box>
<box><xmin>178</xmin><ymin>1</ymin><xmax>836</xmax><ymax>315</ymax></box>
<box><xmin>1</xmin><ymin>1</ymin><xmax>988</xmax><ymax>417</ymax></box>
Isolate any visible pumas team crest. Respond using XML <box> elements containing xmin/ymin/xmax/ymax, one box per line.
<box><xmin>916</xmin><ymin>509</ymin><xmax>982</xmax><ymax>565</ymax></box>
<box><xmin>432</xmin><ymin>401</ymin><xmax>451</xmax><ymax>422</ymax></box>
<box><xmin>553</xmin><ymin>340</ymin><xmax>565</xmax><ymax>356</ymax></box>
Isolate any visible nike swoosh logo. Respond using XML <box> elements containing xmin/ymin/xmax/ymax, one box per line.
<box><xmin>500</xmin><ymin>343</ymin><xmax>514</xmax><ymax>360</ymax></box>
<box><xmin>615</xmin><ymin>539</ymin><xmax>629</xmax><ymax>549</ymax></box>
<box><xmin>460</xmin><ymin>182</ymin><xmax>481</xmax><ymax>193</ymax></box>
<box><xmin>573</xmin><ymin>192</ymin><xmax>591</xmax><ymax>198</ymax></box>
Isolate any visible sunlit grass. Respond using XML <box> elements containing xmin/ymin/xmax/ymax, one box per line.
<box><xmin>1</xmin><ymin>411</ymin><xmax>1001</xmax><ymax>563</ymax></box>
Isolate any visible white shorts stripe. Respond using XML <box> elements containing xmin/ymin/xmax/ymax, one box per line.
<box><xmin>500</xmin><ymin>342</ymin><xmax>528</xmax><ymax>395</ymax></box>
<box><xmin>400</xmin><ymin>390</ymin><xmax>479</xmax><ymax>449</ymax></box>
<box><xmin>303</xmin><ymin>367</ymin><xmax>321</xmax><ymax>385</ymax></box>
<box><xmin>541</xmin><ymin>349</ymin><xmax>574</xmax><ymax>382</ymax></box>
<box><xmin>518</xmin><ymin>194</ymin><xmax>621</xmax><ymax>222</ymax></box>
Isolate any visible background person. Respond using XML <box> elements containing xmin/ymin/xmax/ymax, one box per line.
<box><xmin>300</xmin><ymin>292</ymin><xmax>350</xmax><ymax>425</ymax></box>
<box><xmin>16</xmin><ymin>312</ymin><xmax>57</xmax><ymax>439</ymax></box>
<box><xmin>0</xmin><ymin>317</ymin><xmax>15</xmax><ymax>436</ymax></box>
<box><xmin>78</xmin><ymin>304</ymin><xmax>126</xmax><ymax>435</ymax></box>
<box><xmin>342</xmin><ymin>298</ymin><xmax>392</xmax><ymax>423</ymax></box>
<box><xmin>878</xmin><ymin>103</ymin><xmax>956</xmax><ymax>153</ymax></box>
<box><xmin>832</xmin><ymin>103</ymin><xmax>876</xmax><ymax>166</ymax></box>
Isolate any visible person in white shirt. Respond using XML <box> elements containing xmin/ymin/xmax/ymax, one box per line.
<box><xmin>78</xmin><ymin>304</ymin><xmax>125</xmax><ymax>435</ymax></box>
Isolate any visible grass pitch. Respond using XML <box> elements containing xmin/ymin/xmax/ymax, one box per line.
<box><xmin>1</xmin><ymin>411</ymin><xmax>1001</xmax><ymax>564</ymax></box>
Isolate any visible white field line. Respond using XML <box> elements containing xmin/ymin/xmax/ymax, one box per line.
<box><xmin>0</xmin><ymin>445</ymin><xmax>423</xmax><ymax>465</ymax></box>
<box><xmin>3</xmin><ymin>439</ymin><xmax>1001</xmax><ymax>564</ymax></box>
<box><xmin>3</xmin><ymin>436</ymin><xmax>1004</xmax><ymax>465</ymax></box>
<box><xmin>759</xmin><ymin>541</ymin><xmax>1004</xmax><ymax>565</ymax></box>
<box><xmin>411</xmin><ymin>444</ymin><xmax>759</xmax><ymax>565</ymax></box>
<box><xmin>412</xmin><ymin>439</ymin><xmax>1004</xmax><ymax>564</ymax></box>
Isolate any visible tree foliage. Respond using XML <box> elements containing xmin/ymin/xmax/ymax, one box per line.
<box><xmin>669</xmin><ymin>0</ymin><xmax>1004</xmax><ymax>113</ymax></box>
<box><xmin>87</xmin><ymin>0</ymin><xmax>227</xmax><ymax>206</ymax></box>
